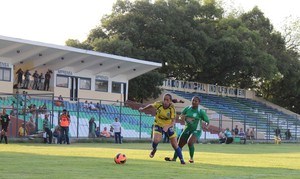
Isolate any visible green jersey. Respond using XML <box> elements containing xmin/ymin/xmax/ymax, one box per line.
<box><xmin>181</xmin><ymin>106</ymin><xmax>209</xmax><ymax>131</ymax></box>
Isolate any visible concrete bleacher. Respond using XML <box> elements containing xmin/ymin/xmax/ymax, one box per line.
<box><xmin>170</xmin><ymin>90</ymin><xmax>300</xmax><ymax>139</ymax></box>
<box><xmin>0</xmin><ymin>95</ymin><xmax>155</xmax><ymax>138</ymax></box>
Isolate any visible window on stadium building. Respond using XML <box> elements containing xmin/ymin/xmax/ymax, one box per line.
<box><xmin>56</xmin><ymin>75</ymin><xmax>69</xmax><ymax>88</ymax></box>
<box><xmin>80</xmin><ymin>78</ymin><xmax>91</xmax><ymax>90</ymax></box>
<box><xmin>95</xmin><ymin>80</ymin><xmax>108</xmax><ymax>92</ymax></box>
<box><xmin>0</xmin><ymin>67</ymin><xmax>11</xmax><ymax>81</ymax></box>
<box><xmin>112</xmin><ymin>81</ymin><xmax>122</xmax><ymax>93</ymax></box>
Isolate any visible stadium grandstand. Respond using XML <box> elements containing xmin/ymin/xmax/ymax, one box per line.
<box><xmin>0</xmin><ymin>35</ymin><xmax>299</xmax><ymax>142</ymax></box>
<box><xmin>0</xmin><ymin>35</ymin><xmax>161</xmax><ymax>139</ymax></box>
<box><xmin>162</xmin><ymin>79</ymin><xmax>300</xmax><ymax>141</ymax></box>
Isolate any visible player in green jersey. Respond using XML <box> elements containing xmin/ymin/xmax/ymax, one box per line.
<box><xmin>165</xmin><ymin>96</ymin><xmax>209</xmax><ymax>163</ymax></box>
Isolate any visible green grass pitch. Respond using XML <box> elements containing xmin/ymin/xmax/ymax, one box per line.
<box><xmin>0</xmin><ymin>143</ymin><xmax>299</xmax><ymax>179</ymax></box>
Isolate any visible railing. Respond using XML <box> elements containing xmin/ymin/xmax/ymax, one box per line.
<box><xmin>0</xmin><ymin>92</ymin><xmax>299</xmax><ymax>142</ymax></box>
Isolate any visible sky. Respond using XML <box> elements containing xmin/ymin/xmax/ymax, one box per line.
<box><xmin>0</xmin><ymin>0</ymin><xmax>299</xmax><ymax>46</ymax></box>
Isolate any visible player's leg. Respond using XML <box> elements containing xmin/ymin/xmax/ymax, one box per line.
<box><xmin>150</xmin><ymin>125</ymin><xmax>162</xmax><ymax>158</ymax></box>
<box><xmin>1</xmin><ymin>128</ymin><xmax>8</xmax><ymax>144</ymax></box>
<box><xmin>169</xmin><ymin>127</ymin><xmax>185</xmax><ymax>164</ymax></box>
<box><xmin>187</xmin><ymin>130</ymin><xmax>201</xmax><ymax>163</ymax></box>
<box><xmin>0</xmin><ymin>130</ymin><xmax>4</xmax><ymax>143</ymax></box>
<box><xmin>4</xmin><ymin>130</ymin><xmax>8</xmax><ymax>144</ymax></box>
<box><xmin>166</xmin><ymin>130</ymin><xmax>188</xmax><ymax>161</ymax></box>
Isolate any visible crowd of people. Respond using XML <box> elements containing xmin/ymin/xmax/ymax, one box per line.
<box><xmin>218</xmin><ymin>125</ymin><xmax>255</xmax><ymax>144</ymax></box>
<box><xmin>0</xmin><ymin>91</ymin><xmax>295</xmax><ymax>167</ymax></box>
<box><xmin>15</xmin><ymin>68</ymin><xmax>52</xmax><ymax>91</ymax></box>
<box><xmin>83</xmin><ymin>101</ymin><xmax>106</xmax><ymax>111</ymax></box>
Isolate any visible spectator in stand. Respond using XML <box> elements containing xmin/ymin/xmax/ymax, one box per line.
<box><xmin>44</xmin><ymin>71</ymin><xmax>51</xmax><ymax>91</ymax></box>
<box><xmin>234</xmin><ymin>125</ymin><xmax>239</xmax><ymax>137</ymax></box>
<box><xmin>39</xmin><ymin>103</ymin><xmax>47</xmax><ymax>114</ymax></box>
<box><xmin>275</xmin><ymin>127</ymin><xmax>281</xmax><ymax>138</ymax></box>
<box><xmin>26</xmin><ymin>116</ymin><xmax>36</xmax><ymax>135</ymax></box>
<box><xmin>18</xmin><ymin>123</ymin><xmax>28</xmax><ymax>137</ymax></box>
<box><xmin>52</xmin><ymin>125</ymin><xmax>61</xmax><ymax>144</ymax></box>
<box><xmin>100</xmin><ymin>127</ymin><xmax>111</xmax><ymax>138</ymax></box>
<box><xmin>111</xmin><ymin>117</ymin><xmax>122</xmax><ymax>144</ymax></box>
<box><xmin>43</xmin><ymin>114</ymin><xmax>52</xmax><ymax>144</ymax></box>
<box><xmin>58</xmin><ymin>95</ymin><xmax>63</xmax><ymax>101</ymax></box>
<box><xmin>219</xmin><ymin>130</ymin><xmax>226</xmax><ymax>144</ymax></box>
<box><xmin>23</xmin><ymin>70</ymin><xmax>31</xmax><ymax>89</ymax></box>
<box><xmin>95</xmin><ymin>103</ymin><xmax>101</xmax><ymax>110</ymax></box>
<box><xmin>89</xmin><ymin>102</ymin><xmax>98</xmax><ymax>111</ymax></box>
<box><xmin>246</xmin><ymin>128</ymin><xmax>251</xmax><ymax>140</ymax></box>
<box><xmin>88</xmin><ymin>117</ymin><xmax>97</xmax><ymax>138</ymax></box>
<box><xmin>10</xmin><ymin>101</ymin><xmax>17</xmax><ymax>116</ymax></box>
<box><xmin>285</xmin><ymin>129</ymin><xmax>292</xmax><ymax>140</ymax></box>
<box><xmin>239</xmin><ymin>128</ymin><xmax>246</xmax><ymax>144</ymax></box>
<box><xmin>95</xmin><ymin>127</ymin><xmax>100</xmax><ymax>137</ymax></box>
<box><xmin>38</xmin><ymin>72</ymin><xmax>44</xmax><ymax>90</ymax></box>
<box><xmin>16</xmin><ymin>68</ymin><xmax>24</xmax><ymax>87</ymax></box>
<box><xmin>32</xmin><ymin>70</ymin><xmax>39</xmax><ymax>90</ymax></box>
<box><xmin>59</xmin><ymin>109</ymin><xmax>70</xmax><ymax>144</ymax></box>
<box><xmin>224</xmin><ymin>128</ymin><xmax>233</xmax><ymax>144</ymax></box>
<box><xmin>0</xmin><ymin>109</ymin><xmax>10</xmax><ymax>144</ymax></box>
<box><xmin>55</xmin><ymin>95</ymin><xmax>64</xmax><ymax>107</ymax></box>
<box><xmin>250</xmin><ymin>127</ymin><xmax>255</xmax><ymax>140</ymax></box>
<box><xmin>30</xmin><ymin>104</ymin><xmax>37</xmax><ymax>116</ymax></box>
<box><xmin>83</xmin><ymin>100</ymin><xmax>89</xmax><ymax>109</ymax></box>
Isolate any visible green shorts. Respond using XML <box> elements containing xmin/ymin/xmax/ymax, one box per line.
<box><xmin>179</xmin><ymin>128</ymin><xmax>202</xmax><ymax>141</ymax></box>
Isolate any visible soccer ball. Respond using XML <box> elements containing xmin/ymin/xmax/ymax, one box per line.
<box><xmin>114</xmin><ymin>153</ymin><xmax>127</xmax><ymax>164</ymax></box>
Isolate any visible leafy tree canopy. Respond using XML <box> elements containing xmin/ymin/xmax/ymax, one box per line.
<box><xmin>65</xmin><ymin>0</ymin><xmax>300</xmax><ymax>113</ymax></box>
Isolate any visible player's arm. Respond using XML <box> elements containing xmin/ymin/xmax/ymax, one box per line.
<box><xmin>179</xmin><ymin>107</ymin><xmax>188</xmax><ymax>121</ymax></box>
<box><xmin>138</xmin><ymin>104</ymin><xmax>153</xmax><ymax>111</ymax></box>
<box><xmin>200</xmin><ymin>110</ymin><xmax>210</xmax><ymax>129</ymax></box>
<box><xmin>200</xmin><ymin>110</ymin><xmax>210</xmax><ymax>124</ymax></box>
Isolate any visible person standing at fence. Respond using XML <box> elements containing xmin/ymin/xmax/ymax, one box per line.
<box><xmin>139</xmin><ymin>93</ymin><xmax>186</xmax><ymax>164</ymax></box>
<box><xmin>59</xmin><ymin>109</ymin><xmax>70</xmax><ymax>144</ymax></box>
<box><xmin>43</xmin><ymin>114</ymin><xmax>52</xmax><ymax>144</ymax></box>
<box><xmin>285</xmin><ymin>129</ymin><xmax>292</xmax><ymax>140</ymax></box>
<box><xmin>88</xmin><ymin>117</ymin><xmax>97</xmax><ymax>138</ymax></box>
<box><xmin>0</xmin><ymin>109</ymin><xmax>10</xmax><ymax>144</ymax></box>
<box><xmin>165</xmin><ymin>96</ymin><xmax>209</xmax><ymax>163</ymax></box>
<box><xmin>111</xmin><ymin>117</ymin><xmax>122</xmax><ymax>144</ymax></box>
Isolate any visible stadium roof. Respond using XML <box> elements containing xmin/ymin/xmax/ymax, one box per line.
<box><xmin>0</xmin><ymin>35</ymin><xmax>162</xmax><ymax>80</ymax></box>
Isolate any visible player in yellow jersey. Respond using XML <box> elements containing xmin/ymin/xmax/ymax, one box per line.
<box><xmin>139</xmin><ymin>93</ymin><xmax>185</xmax><ymax>164</ymax></box>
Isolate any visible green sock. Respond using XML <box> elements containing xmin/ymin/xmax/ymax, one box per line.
<box><xmin>172</xmin><ymin>151</ymin><xmax>178</xmax><ymax>161</ymax></box>
<box><xmin>189</xmin><ymin>145</ymin><xmax>194</xmax><ymax>160</ymax></box>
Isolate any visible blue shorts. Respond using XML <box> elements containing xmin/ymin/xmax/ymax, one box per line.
<box><xmin>153</xmin><ymin>125</ymin><xmax>176</xmax><ymax>139</ymax></box>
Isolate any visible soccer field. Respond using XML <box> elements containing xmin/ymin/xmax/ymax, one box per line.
<box><xmin>0</xmin><ymin>143</ymin><xmax>299</xmax><ymax>179</ymax></box>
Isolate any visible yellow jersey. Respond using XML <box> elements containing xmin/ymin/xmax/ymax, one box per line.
<box><xmin>153</xmin><ymin>101</ymin><xmax>176</xmax><ymax>127</ymax></box>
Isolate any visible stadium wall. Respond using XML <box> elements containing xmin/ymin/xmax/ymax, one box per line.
<box><xmin>0</xmin><ymin>81</ymin><xmax>13</xmax><ymax>93</ymax></box>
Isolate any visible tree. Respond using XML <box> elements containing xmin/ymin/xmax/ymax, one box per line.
<box><xmin>128</xmin><ymin>71</ymin><xmax>165</xmax><ymax>103</ymax></box>
<box><xmin>65</xmin><ymin>1</ymin><xmax>300</xmax><ymax>112</ymax></box>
